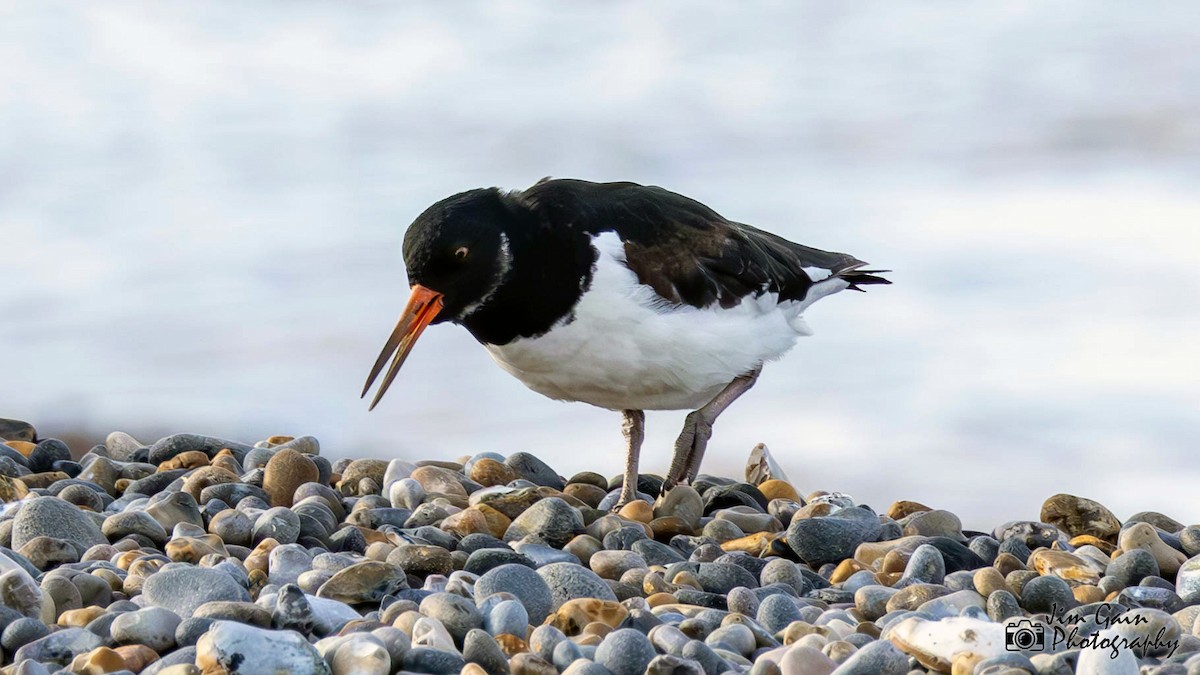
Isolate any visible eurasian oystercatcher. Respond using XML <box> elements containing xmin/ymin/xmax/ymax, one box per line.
<box><xmin>363</xmin><ymin>178</ymin><xmax>889</xmax><ymax>507</ymax></box>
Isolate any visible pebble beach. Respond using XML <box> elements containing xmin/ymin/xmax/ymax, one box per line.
<box><xmin>1</xmin><ymin>418</ymin><xmax>1199</xmax><ymax>675</ymax></box>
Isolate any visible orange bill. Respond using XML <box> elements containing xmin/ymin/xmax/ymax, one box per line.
<box><xmin>362</xmin><ymin>284</ymin><xmax>444</xmax><ymax>410</ymax></box>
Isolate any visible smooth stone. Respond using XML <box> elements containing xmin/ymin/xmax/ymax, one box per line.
<box><xmin>463</xmin><ymin>629</ymin><xmax>509</xmax><ymax>675</ymax></box>
<box><xmin>504</xmin><ymin>497</ymin><xmax>584</xmax><ymax>548</ymax></box>
<box><xmin>404</xmin><ymin>646</ymin><xmax>465</xmax><ymax>673</ymax></box>
<box><xmin>317</xmin><ymin>561</ymin><xmax>407</xmax><ymax>605</ymax></box>
<box><xmin>484</xmin><ymin>598</ymin><xmax>529</xmax><ymax>637</ymax></box>
<box><xmin>1107</xmin><ymin>548</ymin><xmax>1160</xmax><ymax>587</ymax></box>
<box><xmin>898</xmin><ymin>544</ymin><xmax>945</xmax><ymax>585</ymax></box>
<box><xmin>110</xmin><ymin>607</ymin><xmax>181</xmax><ymax>653</ymax></box>
<box><xmin>786</xmin><ymin>507</ymin><xmax>882</xmax><ymax>566</ymax></box>
<box><xmin>1074</xmin><ymin>629</ymin><xmax>1139</xmax><ymax>673</ymax></box>
<box><xmin>884</xmin><ymin>616</ymin><xmax>1005</xmax><ymax>672</ymax></box>
<box><xmin>141</xmin><ymin>566</ymin><xmax>250</xmax><ymax>617</ymax></box>
<box><xmin>1178</xmin><ymin>554</ymin><xmax>1200</xmax><ymax>604</ymax></box>
<box><xmin>2</xmin><ymin>617</ymin><xmax>51</xmax><ymax>653</ymax></box>
<box><xmin>595</xmin><ymin>628</ymin><xmax>656</xmax><ymax>675</ymax></box>
<box><xmin>420</xmin><ymin>592</ymin><xmax>483</xmax><ymax>644</ymax></box>
<box><xmin>12</xmin><ymin>497</ymin><xmax>107</xmax><ymax>557</ymax></box>
<box><xmin>538</xmin><ymin>561</ymin><xmax>618</xmax><ymax>609</ymax></box>
<box><xmin>197</xmin><ymin>620</ymin><xmax>330</xmax><ymax>674</ymax></box>
<box><xmin>1021</xmin><ymin>575</ymin><xmax>1075</xmax><ymax>614</ymax></box>
<box><xmin>330</xmin><ymin>634</ymin><xmax>391</xmax><ymax>675</ymax></box>
<box><xmin>14</xmin><ymin>627</ymin><xmax>103</xmax><ymax>667</ymax></box>
<box><xmin>504</xmin><ymin>452</ymin><xmax>565</xmax><ymax>490</ymax></box>
<box><xmin>590</xmin><ymin>550</ymin><xmax>648</xmax><ymax>580</ymax></box>
<box><xmin>1119</xmin><ymin>523</ymin><xmax>1187</xmax><ymax>576</ymax></box>
<box><xmin>0</xmin><ymin>419</ymin><xmax>36</xmax><ymax>443</ymax></box>
<box><xmin>1040</xmin><ymin>493</ymin><xmax>1121</xmax><ymax>541</ymax></box>
<box><xmin>263</xmin><ymin>448</ymin><xmax>319</xmax><ymax>508</ymax></box>
<box><xmin>475</xmin><ymin>563</ymin><xmax>554</xmax><ymax>624</ymax></box>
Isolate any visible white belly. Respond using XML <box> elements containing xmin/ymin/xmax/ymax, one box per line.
<box><xmin>483</xmin><ymin>232</ymin><xmax>846</xmax><ymax>411</ymax></box>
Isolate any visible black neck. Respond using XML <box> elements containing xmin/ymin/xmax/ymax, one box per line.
<box><xmin>458</xmin><ymin>201</ymin><xmax>596</xmax><ymax>345</ymax></box>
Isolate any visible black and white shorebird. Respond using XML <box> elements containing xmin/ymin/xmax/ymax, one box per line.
<box><xmin>363</xmin><ymin>178</ymin><xmax>889</xmax><ymax>507</ymax></box>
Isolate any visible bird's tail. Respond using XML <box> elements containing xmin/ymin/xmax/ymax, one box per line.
<box><xmin>837</xmin><ymin>264</ymin><xmax>892</xmax><ymax>292</ymax></box>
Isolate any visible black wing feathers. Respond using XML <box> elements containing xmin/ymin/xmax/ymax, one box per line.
<box><xmin>522</xmin><ymin>179</ymin><xmax>887</xmax><ymax>310</ymax></box>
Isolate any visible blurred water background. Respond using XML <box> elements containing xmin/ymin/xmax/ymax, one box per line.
<box><xmin>2</xmin><ymin>2</ymin><xmax>1198</xmax><ymax>526</ymax></box>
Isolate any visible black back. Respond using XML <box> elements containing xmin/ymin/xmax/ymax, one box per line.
<box><xmin>452</xmin><ymin>179</ymin><xmax>883</xmax><ymax>345</ymax></box>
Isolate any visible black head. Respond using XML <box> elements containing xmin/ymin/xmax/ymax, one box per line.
<box><xmin>402</xmin><ymin>188</ymin><xmax>519</xmax><ymax>323</ymax></box>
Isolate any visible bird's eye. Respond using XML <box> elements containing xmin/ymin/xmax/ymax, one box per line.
<box><xmin>454</xmin><ymin>246</ymin><xmax>469</xmax><ymax>260</ymax></box>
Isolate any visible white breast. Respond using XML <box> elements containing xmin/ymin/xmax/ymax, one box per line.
<box><xmin>484</xmin><ymin>232</ymin><xmax>847</xmax><ymax>411</ymax></box>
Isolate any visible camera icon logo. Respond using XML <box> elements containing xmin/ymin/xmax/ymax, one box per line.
<box><xmin>1005</xmin><ymin>619</ymin><xmax>1045</xmax><ymax>651</ymax></box>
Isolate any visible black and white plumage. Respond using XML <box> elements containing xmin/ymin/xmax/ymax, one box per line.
<box><xmin>363</xmin><ymin>178</ymin><xmax>889</xmax><ymax>506</ymax></box>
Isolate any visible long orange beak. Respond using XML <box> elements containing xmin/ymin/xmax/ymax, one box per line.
<box><xmin>362</xmin><ymin>284</ymin><xmax>444</xmax><ymax>410</ymax></box>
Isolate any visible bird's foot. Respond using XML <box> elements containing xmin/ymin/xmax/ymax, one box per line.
<box><xmin>658</xmin><ymin>477</ymin><xmax>691</xmax><ymax>497</ymax></box>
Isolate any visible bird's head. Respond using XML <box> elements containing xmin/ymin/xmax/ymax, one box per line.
<box><xmin>363</xmin><ymin>188</ymin><xmax>519</xmax><ymax>409</ymax></box>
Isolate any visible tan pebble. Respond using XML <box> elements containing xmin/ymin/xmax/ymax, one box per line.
<box><xmin>1074</xmin><ymin>585</ymin><xmax>1105</xmax><ymax>604</ymax></box>
<box><xmin>853</xmin><ymin>537</ymin><xmax>922</xmax><ymax>566</ymax></box>
<box><xmin>781</xmin><ymin>621</ymin><xmax>832</xmax><ymax>645</ymax></box>
<box><xmin>408</xmin><ymin>465</ymin><xmax>467</xmax><ymax>497</ymax></box>
<box><xmin>114</xmin><ymin>644</ymin><xmax>159</xmax><ymax>672</ymax></box>
<box><xmin>582</xmin><ymin>621</ymin><xmax>612</xmax><ymax>637</ymax></box>
<box><xmin>0</xmin><ymin>475</ymin><xmax>29</xmax><ymax>501</ymax></box>
<box><xmin>951</xmin><ymin>651</ymin><xmax>984</xmax><ymax>675</ymax></box>
<box><xmin>510</xmin><ymin>652</ymin><xmax>557</xmax><ymax>675</ymax></box>
<box><xmin>263</xmin><ymin>448</ymin><xmax>319</xmax><ymax>508</ymax></box>
<box><xmin>563</xmin><ymin>483</ymin><xmax>607</xmax><ymax>508</ymax></box>
<box><xmin>3</xmin><ymin>440</ymin><xmax>36</xmax><ymax>456</ymax></box>
<box><xmin>886</xmin><ymin>584</ymin><xmax>950</xmax><ymax>613</ymax></box>
<box><xmin>757</xmin><ymin>479</ymin><xmax>799</xmax><ymax>503</ymax></box>
<box><xmin>473</xmin><ymin>504</ymin><xmax>512</xmax><ymax>539</ymax></box>
<box><xmin>876</xmin><ymin>571</ymin><xmax>903</xmax><ymax>587</ymax></box>
<box><xmin>364</xmin><ymin>541</ymin><xmax>395</xmax><ymax>562</ymax></box>
<box><xmin>18</xmin><ymin>471</ymin><xmax>70</xmax><ymax>489</ymax></box>
<box><xmin>671</xmin><ymin>570</ymin><xmax>702</xmax><ymax>590</ymax></box>
<box><xmin>115</xmin><ymin>550</ymin><xmax>145</xmax><ymax>571</ymax></box>
<box><xmin>1028</xmin><ymin>548</ymin><xmax>1101</xmax><ymax>583</ymax></box>
<box><xmin>244</xmin><ymin>538</ymin><xmax>279</xmax><ymax>574</ymax></box>
<box><xmin>547</xmin><ymin>598</ymin><xmax>628</xmax><ymax>636</ymax></box>
<box><xmin>182</xmin><ymin>466</ymin><xmax>241</xmax><ymax>503</ymax></box>
<box><xmin>830</xmin><ymin>559</ymin><xmax>868</xmax><ymax>585</ymax></box>
<box><xmin>618</xmin><ymin>500</ymin><xmax>654</xmax><ymax>524</ymax></box>
<box><xmin>265</xmin><ymin>435</ymin><xmax>294</xmax><ymax>445</ymax></box>
<box><xmin>469</xmin><ymin>458</ymin><xmax>516</xmax><ymax>487</ymax></box>
<box><xmin>1040</xmin><ymin>493</ymin><xmax>1122</xmax><ymax>542</ymax></box>
<box><xmin>247</xmin><ymin>569</ymin><xmax>268</xmax><ymax>598</ymax></box>
<box><xmin>1069</xmin><ymin>535</ymin><xmax>1116</xmax><ymax>555</ymax></box>
<box><xmin>70</xmin><ymin>646</ymin><xmax>126</xmax><ymax>674</ymax></box>
<box><xmin>440</xmin><ymin>508</ymin><xmax>490</xmax><ymax>537</ymax></box>
<box><xmin>823</xmin><ymin>640</ymin><xmax>857</xmax><ymax>664</ymax></box>
<box><xmin>114</xmin><ymin>478</ymin><xmax>132</xmax><ymax>493</ymax></box>
<box><xmin>563</xmin><ymin>534</ymin><xmax>603</xmax><ymax>566</ymax></box>
<box><xmin>973</xmin><ymin>567</ymin><xmax>1007</xmax><ymax>597</ymax></box>
<box><xmin>210</xmin><ymin>449</ymin><xmax>242</xmax><ymax>475</ymax></box>
<box><xmin>881</xmin><ymin>549</ymin><xmax>910</xmax><ymax>574</ymax></box>
<box><xmin>158</xmin><ymin>450</ymin><xmax>210</xmax><ymax>471</ymax></box>
<box><xmin>642</xmin><ymin>571</ymin><xmax>674</xmax><ymax>596</ymax></box>
<box><xmin>719</xmin><ymin>532</ymin><xmax>780</xmax><ymax>556</ymax></box>
<box><xmin>165</xmin><ymin>535</ymin><xmax>228</xmax><ymax>564</ymax></box>
<box><xmin>792</xmin><ymin>502</ymin><xmax>834</xmax><ymax>520</ymax></box>
<box><xmin>1118</xmin><ymin>522</ymin><xmax>1187</xmax><ymax>575</ymax></box>
<box><xmin>647</xmin><ymin>592</ymin><xmax>677</xmax><ymax>608</ymax></box>
<box><xmin>649</xmin><ymin>516</ymin><xmax>695</xmax><ymax>540</ymax></box>
<box><xmin>886</xmin><ymin>500</ymin><xmax>933</xmax><ymax>520</ymax></box>
<box><xmin>495</xmin><ymin>633</ymin><xmax>529</xmax><ymax>656</ymax></box>
<box><xmin>993</xmin><ymin>552</ymin><xmax>1026</xmax><ymax>576</ymax></box>
<box><xmin>57</xmin><ymin>605</ymin><xmax>107</xmax><ymax>627</ymax></box>
<box><xmin>574</xmin><ymin>633</ymin><xmax>602</xmax><ymax>647</ymax></box>
<box><xmin>461</xmin><ymin>664</ymin><xmax>489</xmax><ymax>675</ymax></box>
